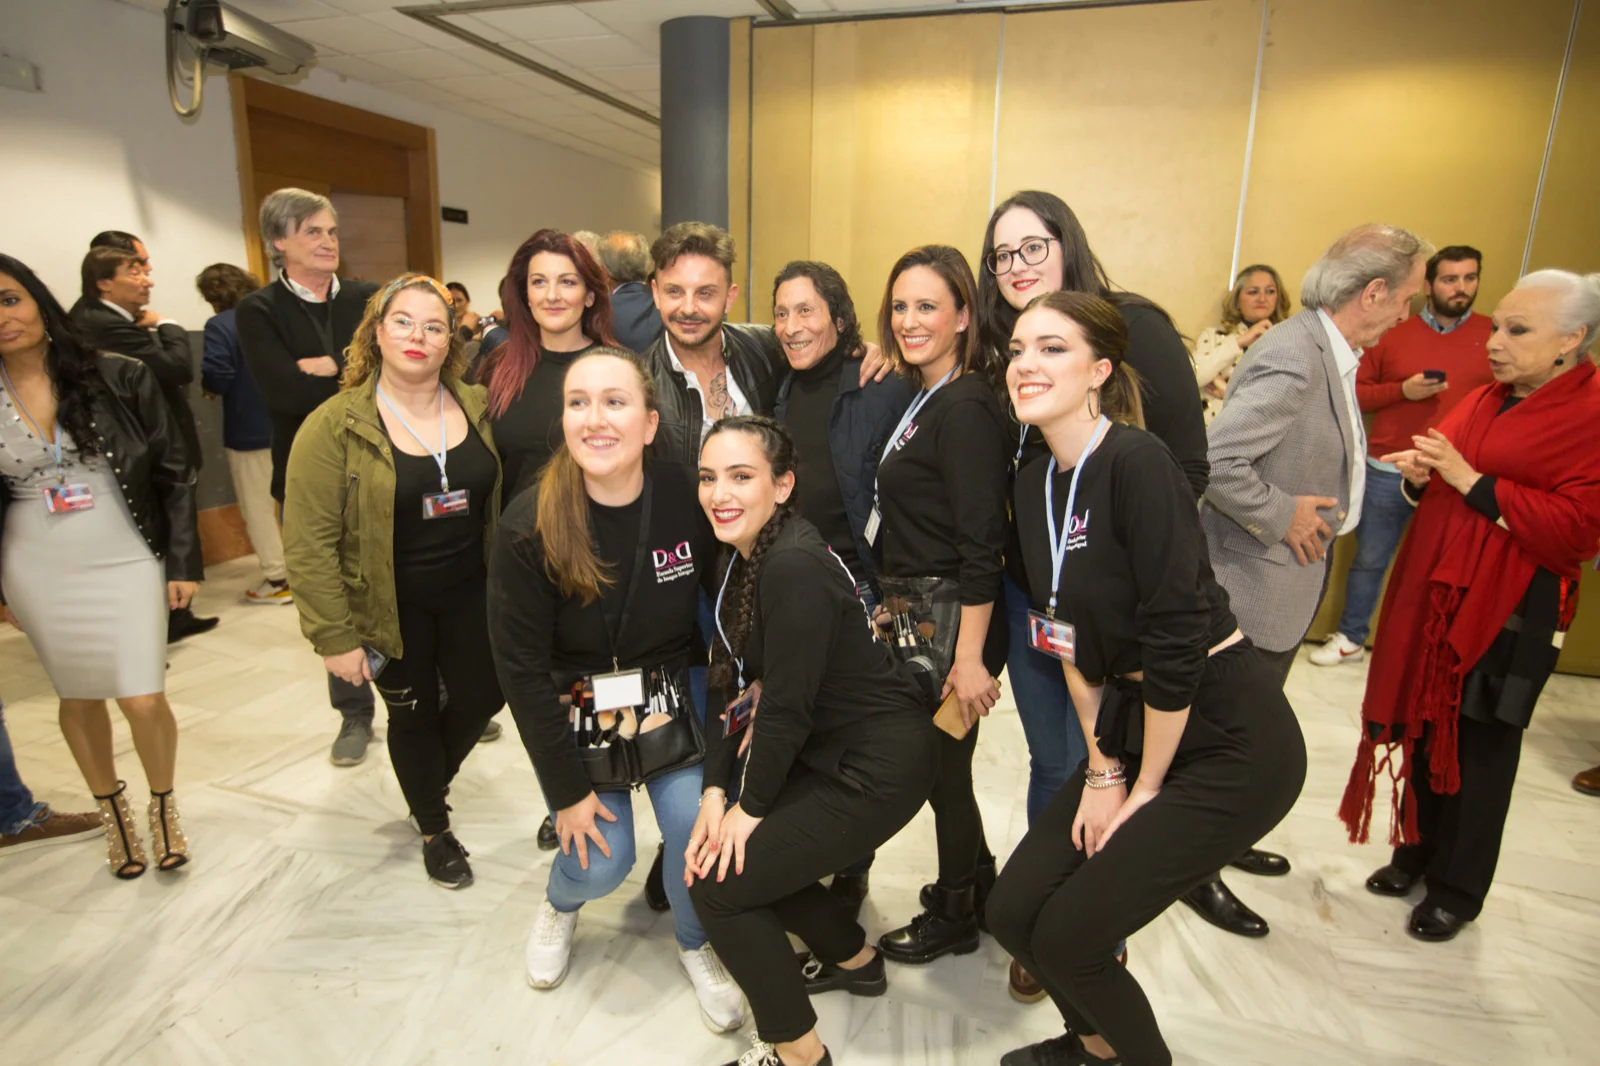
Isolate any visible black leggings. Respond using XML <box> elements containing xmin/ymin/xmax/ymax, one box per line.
<box><xmin>376</xmin><ymin>581</ymin><xmax>504</xmax><ymax>836</ymax></box>
<box><xmin>692</xmin><ymin>729</ymin><xmax>938</xmax><ymax>1044</ymax></box>
<box><xmin>986</xmin><ymin>647</ymin><xmax>1306</xmax><ymax>1066</ymax></box>
<box><xmin>929</xmin><ymin>720</ymin><xmax>993</xmax><ymax>885</ymax></box>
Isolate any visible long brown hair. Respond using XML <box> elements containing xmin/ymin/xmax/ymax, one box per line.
<box><xmin>1220</xmin><ymin>263</ymin><xmax>1291</xmax><ymax>330</ymax></box>
<box><xmin>340</xmin><ymin>274</ymin><xmax>466</xmax><ymax>390</ymax></box>
<box><xmin>703</xmin><ymin>416</ymin><xmax>798</xmax><ymax>691</ymax></box>
<box><xmin>1024</xmin><ymin>290</ymin><xmax>1144</xmax><ymax>428</ymax></box>
<box><xmin>481</xmin><ymin>229</ymin><xmax>620</xmax><ymax>418</ymax></box>
<box><xmin>534</xmin><ymin>347</ymin><xmax>658</xmax><ymax>604</ymax></box>
<box><xmin>878</xmin><ymin>245</ymin><xmax>1000</xmax><ymax>387</ymax></box>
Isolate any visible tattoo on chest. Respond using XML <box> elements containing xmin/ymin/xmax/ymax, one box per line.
<box><xmin>707</xmin><ymin>371</ymin><xmax>730</xmax><ymax>419</ymax></box>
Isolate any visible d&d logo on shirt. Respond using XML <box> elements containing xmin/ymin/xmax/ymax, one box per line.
<box><xmin>653</xmin><ymin>541</ymin><xmax>695</xmax><ymax>583</ymax></box>
<box><xmin>1065</xmin><ymin>510</ymin><xmax>1091</xmax><ymax>552</ymax></box>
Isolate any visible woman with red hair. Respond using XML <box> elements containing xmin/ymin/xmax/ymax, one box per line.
<box><xmin>478</xmin><ymin>229</ymin><xmax>621</xmax><ymax>506</ymax></box>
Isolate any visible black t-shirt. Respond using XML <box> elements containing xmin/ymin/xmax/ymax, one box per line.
<box><xmin>701</xmin><ymin>518</ymin><xmax>931</xmax><ymax>817</ymax></box>
<box><xmin>1014</xmin><ymin>422</ymin><xmax>1236</xmax><ymax>712</ymax></box>
<box><xmin>781</xmin><ymin>344</ymin><xmax>860</xmax><ymax>577</ymax></box>
<box><xmin>875</xmin><ymin>372</ymin><xmax>1009</xmax><ymax>606</ymax></box>
<box><xmin>490</xmin><ymin>342</ymin><xmax>597</xmax><ymax>510</ymax></box>
<box><xmin>487</xmin><ymin>461</ymin><xmax>718</xmax><ymax>810</ymax></box>
<box><xmin>390</xmin><ymin>424</ymin><xmax>498</xmax><ymax>601</ymax></box>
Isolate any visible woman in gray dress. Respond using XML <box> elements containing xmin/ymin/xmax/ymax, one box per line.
<box><xmin>0</xmin><ymin>253</ymin><xmax>202</xmax><ymax>879</ymax></box>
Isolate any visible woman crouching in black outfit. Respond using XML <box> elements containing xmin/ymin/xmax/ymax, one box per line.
<box><xmin>986</xmin><ymin>291</ymin><xmax>1306</xmax><ymax>1066</ymax></box>
<box><xmin>687</xmin><ymin>416</ymin><xmax>938</xmax><ymax>1066</ymax></box>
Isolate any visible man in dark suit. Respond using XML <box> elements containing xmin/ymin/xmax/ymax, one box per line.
<box><xmin>597</xmin><ymin>230</ymin><xmax>664</xmax><ymax>354</ymax></box>
<box><xmin>71</xmin><ymin>240</ymin><xmax>218</xmax><ymax>643</ymax></box>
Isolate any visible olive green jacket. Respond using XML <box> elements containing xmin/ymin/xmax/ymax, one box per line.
<box><xmin>282</xmin><ymin>374</ymin><xmax>501</xmax><ymax>660</ymax></box>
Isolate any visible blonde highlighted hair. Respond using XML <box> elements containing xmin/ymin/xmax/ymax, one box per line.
<box><xmin>340</xmin><ymin>273</ymin><xmax>468</xmax><ymax>390</ymax></box>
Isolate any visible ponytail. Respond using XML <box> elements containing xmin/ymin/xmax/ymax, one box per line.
<box><xmin>1099</xmin><ymin>362</ymin><xmax>1145</xmax><ymax>429</ymax></box>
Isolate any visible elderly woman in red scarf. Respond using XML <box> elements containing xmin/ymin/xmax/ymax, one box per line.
<box><xmin>1340</xmin><ymin>268</ymin><xmax>1600</xmax><ymax>943</ymax></box>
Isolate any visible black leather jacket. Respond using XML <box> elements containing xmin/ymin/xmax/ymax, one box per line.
<box><xmin>0</xmin><ymin>352</ymin><xmax>202</xmax><ymax>604</ymax></box>
<box><xmin>644</xmin><ymin>323</ymin><xmax>786</xmax><ymax>468</ymax></box>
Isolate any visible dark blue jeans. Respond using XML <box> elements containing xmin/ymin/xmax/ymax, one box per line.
<box><xmin>0</xmin><ymin>701</ymin><xmax>46</xmax><ymax>836</ymax></box>
<box><xmin>1336</xmin><ymin>467</ymin><xmax>1413</xmax><ymax>645</ymax></box>
<box><xmin>1003</xmin><ymin>573</ymin><xmax>1088</xmax><ymax>825</ymax></box>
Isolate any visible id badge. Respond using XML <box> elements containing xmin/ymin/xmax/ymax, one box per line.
<box><xmin>591</xmin><ymin>668</ymin><xmax>645</xmax><ymax>712</ymax></box>
<box><xmin>422</xmin><ymin>488</ymin><xmax>470</xmax><ymax>519</ymax></box>
<box><xmin>42</xmin><ymin>482</ymin><xmax>95</xmax><ymax>514</ymax></box>
<box><xmin>864</xmin><ymin>506</ymin><xmax>881</xmax><ymax>547</ymax></box>
<box><xmin>723</xmin><ymin>684</ymin><xmax>759</xmax><ymax>738</ymax></box>
<box><xmin>1027</xmin><ymin>610</ymin><xmax>1076</xmax><ymax>663</ymax></box>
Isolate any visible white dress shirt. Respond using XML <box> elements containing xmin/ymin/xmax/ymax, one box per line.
<box><xmin>664</xmin><ymin>330</ymin><xmax>752</xmax><ymax>443</ymax></box>
<box><xmin>1317</xmin><ymin>309</ymin><xmax>1367</xmax><ymax>534</ymax></box>
<box><xmin>280</xmin><ymin>270</ymin><xmax>340</xmax><ymax>303</ymax></box>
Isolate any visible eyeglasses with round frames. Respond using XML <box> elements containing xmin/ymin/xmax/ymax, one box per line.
<box><xmin>383</xmin><ymin>313</ymin><xmax>451</xmax><ymax>345</ymax></box>
<box><xmin>986</xmin><ymin>236</ymin><xmax>1057</xmax><ymax>276</ymax></box>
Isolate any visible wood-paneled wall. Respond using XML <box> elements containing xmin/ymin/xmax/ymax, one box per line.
<box><xmin>735</xmin><ymin>0</ymin><xmax>1600</xmax><ymax>674</ymax></box>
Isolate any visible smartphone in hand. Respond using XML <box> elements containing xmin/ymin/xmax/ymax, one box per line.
<box><xmin>1422</xmin><ymin>369</ymin><xmax>1446</xmax><ymax>383</ymax></box>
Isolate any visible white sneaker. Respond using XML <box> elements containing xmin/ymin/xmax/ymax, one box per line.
<box><xmin>1309</xmin><ymin>632</ymin><xmax>1365</xmax><ymax>667</ymax></box>
<box><xmin>244</xmin><ymin>579</ymin><xmax>293</xmax><ymax>605</ymax></box>
<box><xmin>679</xmin><ymin>943</ymin><xmax>747</xmax><ymax>1032</ymax></box>
<box><xmin>525</xmin><ymin>900</ymin><xmax>579</xmax><ymax>989</ymax></box>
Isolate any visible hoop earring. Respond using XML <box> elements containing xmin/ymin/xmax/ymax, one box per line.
<box><xmin>1088</xmin><ymin>386</ymin><xmax>1101</xmax><ymax>420</ymax></box>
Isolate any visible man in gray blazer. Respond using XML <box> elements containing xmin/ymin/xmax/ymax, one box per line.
<box><xmin>1183</xmin><ymin>223</ymin><xmax>1430</xmax><ymax>939</ymax></box>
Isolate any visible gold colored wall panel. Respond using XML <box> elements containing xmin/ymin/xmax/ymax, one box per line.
<box><xmin>994</xmin><ymin>0</ymin><xmax>1262</xmax><ymax>336</ymax></box>
<box><xmin>1240</xmin><ymin>0</ymin><xmax>1574</xmax><ymax>316</ymax></box>
<box><xmin>729</xmin><ymin>17</ymin><xmax>753</xmax><ymax>322</ymax></box>
<box><xmin>748</xmin><ymin>25</ymin><xmax>817</xmax><ymax>324</ymax></box>
<box><xmin>1528</xmin><ymin>4</ymin><xmax>1600</xmax><ymax>274</ymax></box>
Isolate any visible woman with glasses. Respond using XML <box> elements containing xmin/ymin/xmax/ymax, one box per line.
<box><xmin>284</xmin><ymin>274</ymin><xmax>504</xmax><ymax>890</ymax></box>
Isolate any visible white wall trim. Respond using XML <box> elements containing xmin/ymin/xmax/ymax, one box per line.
<box><xmin>1523</xmin><ymin>0</ymin><xmax>1584</xmax><ymax>275</ymax></box>
<box><xmin>1230</xmin><ymin>0</ymin><xmax>1271</xmax><ymax>284</ymax></box>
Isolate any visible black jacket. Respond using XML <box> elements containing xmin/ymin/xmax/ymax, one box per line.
<box><xmin>610</xmin><ymin>281</ymin><xmax>664</xmax><ymax>355</ymax></box>
<box><xmin>775</xmin><ymin>358</ymin><xmax>915</xmax><ymax>598</ymax></box>
<box><xmin>645</xmin><ymin>323</ymin><xmax>786</xmax><ymax>469</ymax></box>
<box><xmin>69</xmin><ymin>298</ymin><xmax>201</xmax><ymax>470</ymax></box>
<box><xmin>0</xmin><ymin>353</ymin><xmax>202</xmax><ymax>604</ymax></box>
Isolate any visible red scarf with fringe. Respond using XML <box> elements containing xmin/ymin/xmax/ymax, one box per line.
<box><xmin>1339</xmin><ymin>360</ymin><xmax>1600</xmax><ymax>846</ymax></box>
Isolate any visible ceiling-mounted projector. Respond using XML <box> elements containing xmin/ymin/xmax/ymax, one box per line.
<box><xmin>166</xmin><ymin>0</ymin><xmax>316</xmax><ymax>117</ymax></box>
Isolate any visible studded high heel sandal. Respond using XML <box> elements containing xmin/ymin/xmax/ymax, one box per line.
<box><xmin>93</xmin><ymin>781</ymin><xmax>147</xmax><ymax>880</ymax></box>
<box><xmin>147</xmin><ymin>788</ymin><xmax>190</xmax><ymax>872</ymax></box>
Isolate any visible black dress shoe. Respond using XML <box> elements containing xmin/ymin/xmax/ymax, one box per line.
<box><xmin>829</xmin><ymin>872</ymin><xmax>869</xmax><ymax>921</ymax></box>
<box><xmin>644</xmin><ymin>842</ymin><xmax>669</xmax><ymax>911</ymax></box>
<box><xmin>1229</xmin><ymin>847</ymin><xmax>1291</xmax><ymax>877</ymax></box>
<box><xmin>801</xmin><ymin>950</ymin><xmax>887</xmax><ymax>997</ymax></box>
<box><xmin>536</xmin><ymin>816</ymin><xmax>558</xmax><ymax>852</ymax></box>
<box><xmin>880</xmin><ymin>883</ymin><xmax>980</xmax><ymax>964</ymax></box>
<box><xmin>1181</xmin><ymin>879</ymin><xmax>1269</xmax><ymax>938</ymax></box>
<box><xmin>1365</xmin><ymin>863</ymin><xmax>1420</xmax><ymax>897</ymax></box>
<box><xmin>919</xmin><ymin>854</ymin><xmax>996</xmax><ymax>930</ymax></box>
<box><xmin>1407</xmin><ymin>902</ymin><xmax>1468</xmax><ymax>942</ymax></box>
<box><xmin>167</xmin><ymin>607</ymin><xmax>219</xmax><ymax>644</ymax></box>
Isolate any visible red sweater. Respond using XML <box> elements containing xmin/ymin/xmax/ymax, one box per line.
<box><xmin>1355</xmin><ymin>312</ymin><xmax>1495</xmax><ymax>460</ymax></box>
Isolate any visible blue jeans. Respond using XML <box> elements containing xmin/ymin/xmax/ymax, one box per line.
<box><xmin>0</xmin><ymin>701</ymin><xmax>47</xmax><ymax>836</ymax></box>
<box><xmin>546</xmin><ymin>763</ymin><xmax>708</xmax><ymax>949</ymax></box>
<box><xmin>1336</xmin><ymin>468</ymin><xmax>1414</xmax><ymax>645</ymax></box>
<box><xmin>1004</xmin><ymin>573</ymin><xmax>1088</xmax><ymax>826</ymax></box>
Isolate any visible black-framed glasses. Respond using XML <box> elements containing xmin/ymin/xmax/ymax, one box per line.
<box><xmin>986</xmin><ymin>236</ymin><xmax>1056</xmax><ymax>276</ymax></box>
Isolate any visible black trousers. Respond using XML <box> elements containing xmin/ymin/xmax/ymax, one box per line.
<box><xmin>1391</xmin><ymin>714</ymin><xmax>1523</xmax><ymax>920</ymax></box>
<box><xmin>692</xmin><ymin>726</ymin><xmax>938</xmax><ymax>1044</ymax></box>
<box><xmin>375</xmin><ymin>581</ymin><xmax>503</xmax><ymax>836</ymax></box>
<box><xmin>987</xmin><ymin>648</ymin><xmax>1306</xmax><ymax>1066</ymax></box>
<box><xmin>1254</xmin><ymin>643</ymin><xmax>1298</xmax><ymax>690</ymax></box>
<box><xmin>929</xmin><ymin>720</ymin><xmax>994</xmax><ymax>885</ymax></box>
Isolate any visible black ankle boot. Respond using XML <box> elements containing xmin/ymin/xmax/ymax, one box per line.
<box><xmin>919</xmin><ymin>855</ymin><xmax>996</xmax><ymax>930</ymax></box>
<box><xmin>879</xmin><ymin>882</ymin><xmax>980</xmax><ymax>964</ymax></box>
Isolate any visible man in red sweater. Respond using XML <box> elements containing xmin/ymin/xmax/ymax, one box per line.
<box><xmin>1311</xmin><ymin>245</ymin><xmax>1496</xmax><ymax>666</ymax></box>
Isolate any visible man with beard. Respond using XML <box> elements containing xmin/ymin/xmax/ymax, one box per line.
<box><xmin>1310</xmin><ymin>245</ymin><xmax>1496</xmax><ymax>668</ymax></box>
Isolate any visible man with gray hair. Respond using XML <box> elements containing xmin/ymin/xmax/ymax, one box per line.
<box><xmin>235</xmin><ymin>189</ymin><xmax>383</xmax><ymax>766</ymax></box>
<box><xmin>1181</xmin><ymin>222</ymin><xmax>1431</xmax><ymax>940</ymax></box>
<box><xmin>597</xmin><ymin>229</ymin><xmax>663</xmax><ymax>353</ymax></box>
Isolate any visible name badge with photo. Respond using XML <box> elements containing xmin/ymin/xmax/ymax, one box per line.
<box><xmin>1027</xmin><ymin>610</ymin><xmax>1076</xmax><ymax>663</ymax></box>
<box><xmin>421</xmin><ymin>488</ymin><xmax>470</xmax><ymax>519</ymax></box>
<box><xmin>591</xmin><ymin>668</ymin><xmax>646</xmax><ymax>713</ymax></box>
<box><xmin>42</xmin><ymin>483</ymin><xmax>95</xmax><ymax>514</ymax></box>
<box><xmin>724</xmin><ymin>684</ymin><xmax>759</xmax><ymax>738</ymax></box>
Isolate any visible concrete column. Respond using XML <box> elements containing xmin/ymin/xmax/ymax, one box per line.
<box><xmin>659</xmin><ymin>17</ymin><xmax>730</xmax><ymax>229</ymax></box>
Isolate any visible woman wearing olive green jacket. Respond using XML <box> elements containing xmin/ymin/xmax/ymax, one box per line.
<box><xmin>284</xmin><ymin>274</ymin><xmax>503</xmax><ymax>890</ymax></box>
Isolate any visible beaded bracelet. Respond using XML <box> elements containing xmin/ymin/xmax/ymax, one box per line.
<box><xmin>1084</xmin><ymin>765</ymin><xmax>1127</xmax><ymax>790</ymax></box>
<box><xmin>700</xmin><ymin>789</ymin><xmax>728</xmax><ymax>807</ymax></box>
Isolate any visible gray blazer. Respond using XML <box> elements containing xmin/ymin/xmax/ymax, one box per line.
<box><xmin>1200</xmin><ymin>308</ymin><xmax>1357</xmax><ymax>652</ymax></box>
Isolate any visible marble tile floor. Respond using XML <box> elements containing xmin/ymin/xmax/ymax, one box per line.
<box><xmin>2</xmin><ymin>556</ymin><xmax>1598</xmax><ymax>1065</ymax></box>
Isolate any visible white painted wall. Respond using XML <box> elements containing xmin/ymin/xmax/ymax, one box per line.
<box><xmin>0</xmin><ymin>0</ymin><xmax>660</xmax><ymax>326</ymax></box>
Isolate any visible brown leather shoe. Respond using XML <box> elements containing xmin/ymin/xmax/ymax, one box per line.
<box><xmin>1008</xmin><ymin>958</ymin><xmax>1047</xmax><ymax>1003</ymax></box>
<box><xmin>1574</xmin><ymin>765</ymin><xmax>1600</xmax><ymax>796</ymax></box>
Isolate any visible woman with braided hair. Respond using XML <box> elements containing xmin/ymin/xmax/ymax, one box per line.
<box><xmin>687</xmin><ymin>415</ymin><xmax>937</xmax><ymax>1066</ymax></box>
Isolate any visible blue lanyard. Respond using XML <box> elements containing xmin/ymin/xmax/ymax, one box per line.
<box><xmin>878</xmin><ymin>366</ymin><xmax>958</xmax><ymax>468</ymax></box>
<box><xmin>376</xmin><ymin>382</ymin><xmax>449</xmax><ymax>492</ymax></box>
<box><xmin>1014</xmin><ymin>424</ymin><xmax>1029</xmax><ymax>471</ymax></box>
<box><xmin>1043</xmin><ymin>416</ymin><xmax>1110</xmax><ymax>618</ymax></box>
<box><xmin>714</xmin><ymin>562</ymin><xmax>744</xmax><ymax>689</ymax></box>
<box><xmin>0</xmin><ymin>363</ymin><xmax>66</xmax><ymax>476</ymax></box>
